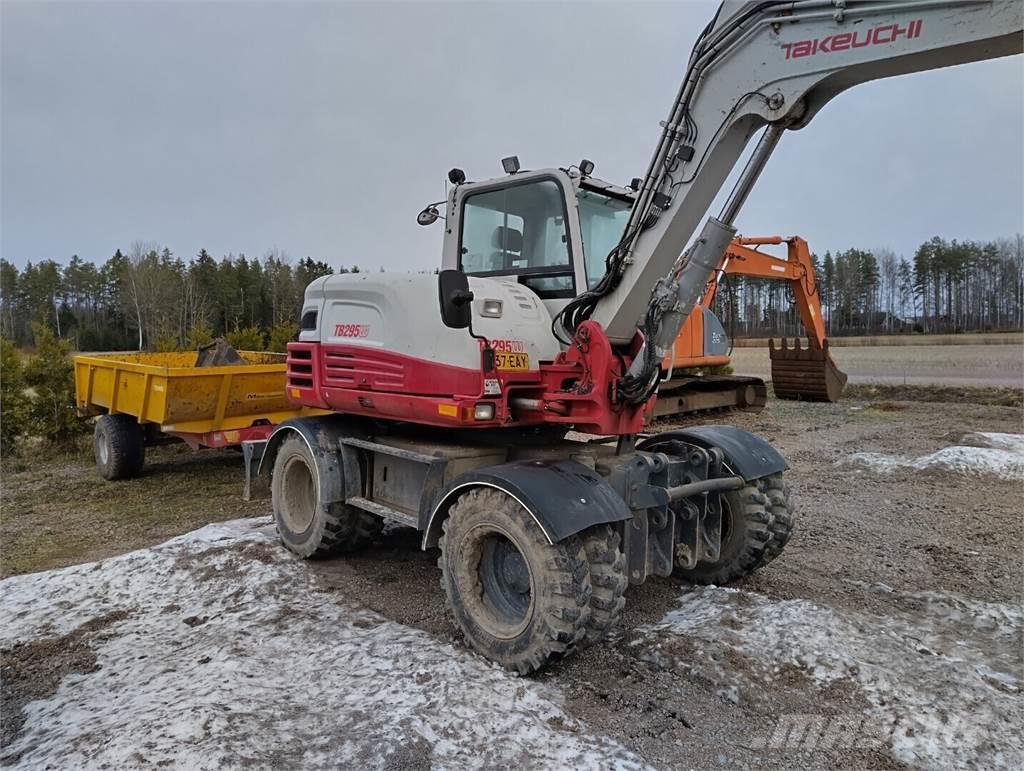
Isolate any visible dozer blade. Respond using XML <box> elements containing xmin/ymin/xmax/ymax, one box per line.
<box><xmin>769</xmin><ymin>338</ymin><xmax>848</xmax><ymax>402</ymax></box>
<box><xmin>652</xmin><ymin>375</ymin><xmax>767</xmax><ymax>419</ymax></box>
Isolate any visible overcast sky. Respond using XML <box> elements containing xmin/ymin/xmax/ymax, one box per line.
<box><xmin>2</xmin><ymin>0</ymin><xmax>1022</xmax><ymax>271</ymax></box>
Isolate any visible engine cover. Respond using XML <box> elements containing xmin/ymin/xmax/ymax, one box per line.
<box><xmin>299</xmin><ymin>273</ymin><xmax>558</xmax><ymax>376</ymax></box>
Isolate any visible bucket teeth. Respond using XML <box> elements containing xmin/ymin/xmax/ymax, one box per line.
<box><xmin>768</xmin><ymin>337</ymin><xmax>848</xmax><ymax>402</ymax></box>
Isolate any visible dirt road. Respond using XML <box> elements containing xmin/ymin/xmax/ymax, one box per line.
<box><xmin>2</xmin><ymin>396</ymin><xmax>1022</xmax><ymax>769</ymax></box>
<box><xmin>729</xmin><ymin>342</ymin><xmax>1023</xmax><ymax>387</ymax></box>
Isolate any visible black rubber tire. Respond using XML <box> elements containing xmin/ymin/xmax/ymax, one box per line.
<box><xmin>438</xmin><ymin>488</ymin><xmax>592</xmax><ymax>674</ymax></box>
<box><xmin>759</xmin><ymin>473</ymin><xmax>795</xmax><ymax>566</ymax></box>
<box><xmin>94</xmin><ymin>414</ymin><xmax>145</xmax><ymax>480</ymax></box>
<box><xmin>580</xmin><ymin>525</ymin><xmax>627</xmax><ymax>645</ymax></box>
<box><xmin>271</xmin><ymin>435</ymin><xmax>382</xmax><ymax>558</ymax></box>
<box><xmin>674</xmin><ymin>478</ymin><xmax>774</xmax><ymax>585</ymax></box>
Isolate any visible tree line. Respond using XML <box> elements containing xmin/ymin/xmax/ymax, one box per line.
<box><xmin>2</xmin><ymin>234</ymin><xmax>1022</xmax><ymax>352</ymax></box>
<box><xmin>0</xmin><ymin>242</ymin><xmax>369</xmax><ymax>352</ymax></box>
<box><xmin>711</xmin><ymin>234</ymin><xmax>1024</xmax><ymax>338</ymax></box>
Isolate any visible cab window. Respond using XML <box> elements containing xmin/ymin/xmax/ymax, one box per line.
<box><xmin>459</xmin><ymin>178</ymin><xmax>574</xmax><ymax>297</ymax></box>
<box><xmin>577</xmin><ymin>188</ymin><xmax>631</xmax><ymax>289</ymax></box>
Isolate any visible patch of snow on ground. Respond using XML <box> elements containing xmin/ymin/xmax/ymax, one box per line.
<box><xmin>961</xmin><ymin>431</ymin><xmax>1024</xmax><ymax>453</ymax></box>
<box><xmin>640</xmin><ymin>586</ymin><xmax>1023</xmax><ymax>770</ymax></box>
<box><xmin>841</xmin><ymin>432</ymin><xmax>1024</xmax><ymax>481</ymax></box>
<box><xmin>0</xmin><ymin>518</ymin><xmax>646</xmax><ymax>770</ymax></box>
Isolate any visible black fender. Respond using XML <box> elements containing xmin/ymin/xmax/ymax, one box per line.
<box><xmin>422</xmin><ymin>459</ymin><xmax>631</xmax><ymax>549</ymax></box>
<box><xmin>259</xmin><ymin>415</ymin><xmax>365</xmax><ymax>506</ymax></box>
<box><xmin>638</xmin><ymin>425</ymin><xmax>787</xmax><ymax>481</ymax></box>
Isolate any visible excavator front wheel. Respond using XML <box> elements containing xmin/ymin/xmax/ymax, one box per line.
<box><xmin>674</xmin><ymin>472</ymin><xmax>794</xmax><ymax>584</ymax></box>
<box><xmin>438</xmin><ymin>488</ymin><xmax>592</xmax><ymax>674</ymax></box>
<box><xmin>579</xmin><ymin>525</ymin><xmax>627</xmax><ymax>645</ymax></box>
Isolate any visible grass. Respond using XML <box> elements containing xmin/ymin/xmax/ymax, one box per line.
<box><xmin>0</xmin><ymin>441</ymin><xmax>265</xmax><ymax>577</ymax></box>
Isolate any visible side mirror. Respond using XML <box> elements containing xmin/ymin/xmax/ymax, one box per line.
<box><xmin>416</xmin><ymin>206</ymin><xmax>439</xmax><ymax>226</ymax></box>
<box><xmin>438</xmin><ymin>270</ymin><xmax>474</xmax><ymax>329</ymax></box>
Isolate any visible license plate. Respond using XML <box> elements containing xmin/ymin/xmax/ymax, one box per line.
<box><xmin>495</xmin><ymin>352</ymin><xmax>530</xmax><ymax>371</ymax></box>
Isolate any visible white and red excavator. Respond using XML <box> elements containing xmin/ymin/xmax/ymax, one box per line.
<box><xmin>264</xmin><ymin>1</ymin><xmax>1021</xmax><ymax>672</ymax></box>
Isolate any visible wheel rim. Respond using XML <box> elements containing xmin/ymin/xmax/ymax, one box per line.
<box><xmin>720</xmin><ymin>496</ymin><xmax>734</xmax><ymax>545</ymax></box>
<box><xmin>280</xmin><ymin>455</ymin><xmax>317</xmax><ymax>533</ymax></box>
<box><xmin>97</xmin><ymin>431</ymin><xmax>109</xmax><ymax>466</ymax></box>
<box><xmin>479</xmin><ymin>533</ymin><xmax>532</xmax><ymax>624</ymax></box>
<box><xmin>461</xmin><ymin>524</ymin><xmax>535</xmax><ymax>639</ymax></box>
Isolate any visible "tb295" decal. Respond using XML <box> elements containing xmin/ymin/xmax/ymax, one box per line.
<box><xmin>334</xmin><ymin>323</ymin><xmax>370</xmax><ymax>338</ymax></box>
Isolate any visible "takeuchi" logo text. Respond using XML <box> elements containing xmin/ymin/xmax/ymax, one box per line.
<box><xmin>782</xmin><ymin>19</ymin><xmax>923</xmax><ymax>60</ymax></box>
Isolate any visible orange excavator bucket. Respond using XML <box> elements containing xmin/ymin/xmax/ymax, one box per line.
<box><xmin>768</xmin><ymin>338</ymin><xmax>847</xmax><ymax>402</ymax></box>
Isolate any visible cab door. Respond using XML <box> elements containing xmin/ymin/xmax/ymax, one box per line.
<box><xmin>440</xmin><ymin>169</ymin><xmax>588</xmax><ymax>321</ymax></box>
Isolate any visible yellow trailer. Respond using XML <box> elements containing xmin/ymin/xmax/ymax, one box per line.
<box><xmin>74</xmin><ymin>350</ymin><xmax>325</xmax><ymax>488</ymax></box>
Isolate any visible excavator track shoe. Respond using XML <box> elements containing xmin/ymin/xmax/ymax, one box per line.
<box><xmin>768</xmin><ymin>338</ymin><xmax>847</xmax><ymax>402</ymax></box>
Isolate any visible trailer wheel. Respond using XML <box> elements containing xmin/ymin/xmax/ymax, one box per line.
<box><xmin>94</xmin><ymin>414</ymin><xmax>145</xmax><ymax>480</ymax></box>
<box><xmin>675</xmin><ymin>477</ymin><xmax>774</xmax><ymax>585</ymax></box>
<box><xmin>580</xmin><ymin>525</ymin><xmax>627</xmax><ymax>644</ymax></box>
<box><xmin>271</xmin><ymin>435</ymin><xmax>381</xmax><ymax>558</ymax></box>
<box><xmin>438</xmin><ymin>488</ymin><xmax>592</xmax><ymax>674</ymax></box>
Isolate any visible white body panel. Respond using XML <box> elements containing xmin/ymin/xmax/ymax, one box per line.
<box><xmin>299</xmin><ymin>273</ymin><xmax>559</xmax><ymax>369</ymax></box>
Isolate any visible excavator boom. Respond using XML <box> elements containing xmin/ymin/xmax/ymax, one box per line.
<box><xmin>571</xmin><ymin>0</ymin><xmax>1022</xmax><ymax>412</ymax></box>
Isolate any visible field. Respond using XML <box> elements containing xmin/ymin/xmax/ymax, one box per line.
<box><xmin>730</xmin><ymin>341</ymin><xmax>1023</xmax><ymax>388</ymax></box>
<box><xmin>2</xmin><ymin>388</ymin><xmax>1022</xmax><ymax>769</ymax></box>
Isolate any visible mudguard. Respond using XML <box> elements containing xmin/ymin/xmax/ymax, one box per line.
<box><xmin>258</xmin><ymin>415</ymin><xmax>364</xmax><ymax>506</ymax></box>
<box><xmin>638</xmin><ymin>425</ymin><xmax>787</xmax><ymax>481</ymax></box>
<box><xmin>422</xmin><ymin>459</ymin><xmax>631</xmax><ymax>548</ymax></box>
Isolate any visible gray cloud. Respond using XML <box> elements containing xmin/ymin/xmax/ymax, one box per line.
<box><xmin>2</xmin><ymin>0</ymin><xmax>1021</xmax><ymax>269</ymax></box>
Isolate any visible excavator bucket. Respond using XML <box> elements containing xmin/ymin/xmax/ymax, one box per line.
<box><xmin>768</xmin><ymin>338</ymin><xmax>847</xmax><ymax>402</ymax></box>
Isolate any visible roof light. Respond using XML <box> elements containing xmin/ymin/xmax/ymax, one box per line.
<box><xmin>501</xmin><ymin>156</ymin><xmax>521</xmax><ymax>174</ymax></box>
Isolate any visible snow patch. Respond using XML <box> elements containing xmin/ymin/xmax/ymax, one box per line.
<box><xmin>641</xmin><ymin>586</ymin><xmax>1023</xmax><ymax>770</ymax></box>
<box><xmin>841</xmin><ymin>432</ymin><xmax>1024</xmax><ymax>481</ymax></box>
<box><xmin>1</xmin><ymin>518</ymin><xmax>646</xmax><ymax>770</ymax></box>
<box><xmin>961</xmin><ymin>431</ymin><xmax>1024</xmax><ymax>454</ymax></box>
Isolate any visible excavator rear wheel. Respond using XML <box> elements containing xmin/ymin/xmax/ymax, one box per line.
<box><xmin>271</xmin><ymin>436</ymin><xmax>382</xmax><ymax>558</ymax></box>
<box><xmin>675</xmin><ymin>473</ymin><xmax>792</xmax><ymax>584</ymax></box>
<box><xmin>438</xmin><ymin>488</ymin><xmax>592</xmax><ymax>674</ymax></box>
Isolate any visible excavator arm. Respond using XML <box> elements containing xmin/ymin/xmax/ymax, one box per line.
<box><xmin>707</xmin><ymin>236</ymin><xmax>826</xmax><ymax>347</ymax></box>
<box><xmin>562</xmin><ymin>0</ymin><xmax>1022</xmax><ymax>406</ymax></box>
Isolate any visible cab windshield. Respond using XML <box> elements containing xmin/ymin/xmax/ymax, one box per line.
<box><xmin>577</xmin><ymin>188</ymin><xmax>632</xmax><ymax>289</ymax></box>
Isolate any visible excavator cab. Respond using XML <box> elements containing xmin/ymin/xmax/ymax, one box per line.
<box><xmin>436</xmin><ymin>161</ymin><xmax>633</xmax><ymax>321</ymax></box>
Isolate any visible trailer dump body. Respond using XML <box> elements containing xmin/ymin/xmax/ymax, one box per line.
<box><xmin>75</xmin><ymin>350</ymin><xmax>330</xmax><ymax>487</ymax></box>
<box><xmin>74</xmin><ymin>351</ymin><xmax>303</xmax><ymax>435</ymax></box>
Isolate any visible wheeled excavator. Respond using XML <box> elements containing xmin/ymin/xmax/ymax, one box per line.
<box><xmin>264</xmin><ymin>1</ymin><xmax>1021</xmax><ymax>673</ymax></box>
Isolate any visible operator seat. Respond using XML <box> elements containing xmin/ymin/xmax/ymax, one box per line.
<box><xmin>489</xmin><ymin>225</ymin><xmax>524</xmax><ymax>271</ymax></box>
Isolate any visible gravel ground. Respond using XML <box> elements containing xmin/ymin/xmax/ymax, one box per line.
<box><xmin>2</xmin><ymin>396</ymin><xmax>1022</xmax><ymax>769</ymax></box>
<box><xmin>729</xmin><ymin>343</ymin><xmax>1023</xmax><ymax>387</ymax></box>
<box><xmin>307</xmin><ymin>398</ymin><xmax>1023</xmax><ymax>769</ymax></box>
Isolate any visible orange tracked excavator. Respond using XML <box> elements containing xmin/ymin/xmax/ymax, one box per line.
<box><xmin>655</xmin><ymin>235</ymin><xmax>847</xmax><ymax>418</ymax></box>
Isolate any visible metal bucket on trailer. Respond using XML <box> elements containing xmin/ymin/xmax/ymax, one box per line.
<box><xmin>768</xmin><ymin>338</ymin><xmax>847</xmax><ymax>402</ymax></box>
